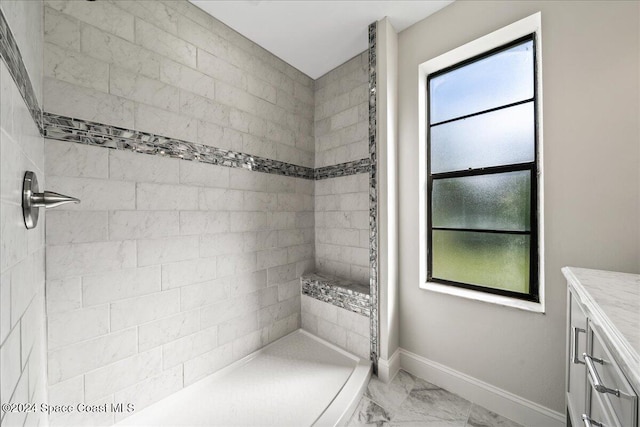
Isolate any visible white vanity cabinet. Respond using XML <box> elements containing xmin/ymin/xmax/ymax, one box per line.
<box><xmin>564</xmin><ymin>267</ymin><xmax>639</xmax><ymax>427</ymax></box>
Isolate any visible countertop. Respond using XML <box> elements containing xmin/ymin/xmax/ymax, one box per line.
<box><xmin>563</xmin><ymin>267</ymin><xmax>640</xmax><ymax>392</ymax></box>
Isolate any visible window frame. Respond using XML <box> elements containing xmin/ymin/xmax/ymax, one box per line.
<box><xmin>417</xmin><ymin>12</ymin><xmax>544</xmax><ymax>313</ymax></box>
<box><xmin>426</xmin><ymin>34</ymin><xmax>539</xmax><ymax>303</ymax></box>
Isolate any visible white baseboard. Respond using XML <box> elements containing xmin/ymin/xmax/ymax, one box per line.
<box><xmin>399</xmin><ymin>349</ymin><xmax>565</xmax><ymax>427</ymax></box>
<box><xmin>376</xmin><ymin>348</ymin><xmax>401</xmax><ymax>383</ymax></box>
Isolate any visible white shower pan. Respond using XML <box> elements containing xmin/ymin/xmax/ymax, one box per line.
<box><xmin>115</xmin><ymin>330</ymin><xmax>372</xmax><ymax>427</ymax></box>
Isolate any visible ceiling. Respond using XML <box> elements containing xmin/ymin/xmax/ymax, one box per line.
<box><xmin>189</xmin><ymin>1</ymin><xmax>454</xmax><ymax>80</ymax></box>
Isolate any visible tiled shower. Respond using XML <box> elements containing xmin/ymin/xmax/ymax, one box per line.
<box><xmin>1</xmin><ymin>0</ymin><xmax>377</xmax><ymax>425</ymax></box>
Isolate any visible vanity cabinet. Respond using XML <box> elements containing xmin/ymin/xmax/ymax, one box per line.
<box><xmin>564</xmin><ymin>268</ymin><xmax>640</xmax><ymax>427</ymax></box>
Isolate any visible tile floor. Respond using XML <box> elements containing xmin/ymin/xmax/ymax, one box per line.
<box><xmin>347</xmin><ymin>370</ymin><xmax>523</xmax><ymax>427</ymax></box>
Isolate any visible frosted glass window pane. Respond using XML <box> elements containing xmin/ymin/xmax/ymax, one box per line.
<box><xmin>432</xmin><ymin>171</ymin><xmax>531</xmax><ymax>231</ymax></box>
<box><xmin>429</xmin><ymin>40</ymin><xmax>534</xmax><ymax>123</ymax></box>
<box><xmin>430</xmin><ymin>102</ymin><xmax>535</xmax><ymax>173</ymax></box>
<box><xmin>432</xmin><ymin>230</ymin><xmax>530</xmax><ymax>293</ymax></box>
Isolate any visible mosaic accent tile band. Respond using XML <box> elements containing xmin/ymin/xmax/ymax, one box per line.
<box><xmin>0</xmin><ymin>8</ymin><xmax>42</xmax><ymax>132</ymax></box>
<box><xmin>301</xmin><ymin>274</ymin><xmax>371</xmax><ymax>317</ymax></box>
<box><xmin>314</xmin><ymin>158</ymin><xmax>371</xmax><ymax>180</ymax></box>
<box><xmin>368</xmin><ymin>21</ymin><xmax>379</xmax><ymax>372</ymax></box>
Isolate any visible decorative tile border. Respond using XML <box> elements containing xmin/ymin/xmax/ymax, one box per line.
<box><xmin>314</xmin><ymin>158</ymin><xmax>371</xmax><ymax>180</ymax></box>
<box><xmin>301</xmin><ymin>273</ymin><xmax>370</xmax><ymax>317</ymax></box>
<box><xmin>0</xmin><ymin>8</ymin><xmax>42</xmax><ymax>132</ymax></box>
<box><xmin>43</xmin><ymin>113</ymin><xmax>317</xmax><ymax>179</ymax></box>
<box><xmin>368</xmin><ymin>21</ymin><xmax>379</xmax><ymax>372</ymax></box>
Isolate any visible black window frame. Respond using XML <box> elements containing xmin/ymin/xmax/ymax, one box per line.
<box><xmin>426</xmin><ymin>33</ymin><xmax>539</xmax><ymax>303</ymax></box>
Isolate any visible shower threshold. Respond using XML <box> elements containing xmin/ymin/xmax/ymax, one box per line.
<box><xmin>115</xmin><ymin>330</ymin><xmax>372</xmax><ymax>427</ymax></box>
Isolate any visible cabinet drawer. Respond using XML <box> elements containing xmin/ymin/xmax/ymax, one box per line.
<box><xmin>587</xmin><ymin>328</ymin><xmax>637</xmax><ymax>427</ymax></box>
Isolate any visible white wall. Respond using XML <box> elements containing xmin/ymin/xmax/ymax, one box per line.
<box><xmin>0</xmin><ymin>1</ymin><xmax>48</xmax><ymax>426</ymax></box>
<box><xmin>397</xmin><ymin>0</ymin><xmax>639</xmax><ymax>413</ymax></box>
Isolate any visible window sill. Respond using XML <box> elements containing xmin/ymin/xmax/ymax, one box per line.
<box><xmin>420</xmin><ymin>281</ymin><xmax>545</xmax><ymax>314</ymax></box>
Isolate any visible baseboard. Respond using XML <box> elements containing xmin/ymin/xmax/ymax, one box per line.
<box><xmin>399</xmin><ymin>349</ymin><xmax>565</xmax><ymax>427</ymax></box>
<box><xmin>376</xmin><ymin>348</ymin><xmax>401</xmax><ymax>383</ymax></box>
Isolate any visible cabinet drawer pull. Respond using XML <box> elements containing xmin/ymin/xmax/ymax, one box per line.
<box><xmin>583</xmin><ymin>353</ymin><xmax>620</xmax><ymax>397</ymax></box>
<box><xmin>572</xmin><ymin>326</ymin><xmax>585</xmax><ymax>364</ymax></box>
<box><xmin>582</xmin><ymin>414</ymin><xmax>603</xmax><ymax>427</ymax></box>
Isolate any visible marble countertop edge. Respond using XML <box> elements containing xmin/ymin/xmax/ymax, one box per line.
<box><xmin>562</xmin><ymin>266</ymin><xmax>640</xmax><ymax>393</ymax></box>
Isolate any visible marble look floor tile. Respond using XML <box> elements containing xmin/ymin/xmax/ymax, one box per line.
<box><xmin>365</xmin><ymin>369</ymin><xmax>415</xmax><ymax>411</ymax></box>
<box><xmin>348</xmin><ymin>396</ymin><xmax>392</xmax><ymax>427</ymax></box>
<box><xmin>466</xmin><ymin>404</ymin><xmax>522</xmax><ymax>427</ymax></box>
<box><xmin>389</xmin><ymin>383</ymin><xmax>471</xmax><ymax>425</ymax></box>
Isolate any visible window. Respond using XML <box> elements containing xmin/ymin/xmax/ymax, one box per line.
<box><xmin>426</xmin><ymin>34</ymin><xmax>539</xmax><ymax>302</ymax></box>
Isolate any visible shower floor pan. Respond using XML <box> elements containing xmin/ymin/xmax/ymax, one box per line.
<box><xmin>116</xmin><ymin>330</ymin><xmax>372</xmax><ymax>427</ymax></box>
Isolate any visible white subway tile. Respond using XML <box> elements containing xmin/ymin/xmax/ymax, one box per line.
<box><xmin>230</xmin><ymin>212</ymin><xmax>267</xmax><ymax>232</ymax></box>
<box><xmin>196</xmin><ymin>120</ymin><xmax>225</xmax><ymax>148</ymax></box>
<box><xmin>179</xmin><ymin>91</ymin><xmax>230</xmax><ymax>127</ymax></box>
<box><xmin>199</xmin><ymin>232</ymin><xmax>244</xmax><ymax>257</ymax></box>
<box><xmin>44</xmin><ymin>77</ymin><xmax>135</xmax><ymax>129</ymax></box>
<box><xmin>179</xmin><ymin>211</ymin><xmax>229</xmax><ymax>236</ymax></box>
<box><xmin>0</xmin><ymin>272</ymin><xmax>10</xmax><ymax>344</ymax></box>
<box><xmin>162</xmin><ymin>326</ymin><xmax>218</xmax><ymax>369</ymax></box>
<box><xmin>80</xmin><ymin>24</ymin><xmax>160</xmax><ymax>79</ymax></box>
<box><xmin>176</xmin><ymin>15</ymin><xmax>228</xmax><ymax>59</ymax></box>
<box><xmin>44</xmin><ymin>6</ymin><xmax>80</xmax><ymax>51</ymax></box>
<box><xmin>46</xmin><ymin>276</ymin><xmax>82</xmax><ymax>315</ymax></box>
<box><xmin>229</xmin><ymin>270</ymin><xmax>266</xmax><ymax>297</ymax></box>
<box><xmin>243</xmin><ymin>192</ymin><xmax>278</xmax><ymax>212</ymax></box>
<box><xmin>267</xmin><ymin>263</ymin><xmax>297</xmax><ymax>286</ymax></box>
<box><xmin>136</xmin><ymin>19</ymin><xmax>196</xmax><ymax>67</ymax></box>
<box><xmin>46</xmin><ymin>240</ymin><xmax>136</xmax><ymax>280</ymax></box>
<box><xmin>337</xmin><ymin>308</ymin><xmax>369</xmax><ymax>337</ymax></box>
<box><xmin>137</xmin><ymin>236</ymin><xmax>199</xmax><ymax>267</ymax></box>
<box><xmin>84</xmin><ymin>348</ymin><xmax>162</xmax><ymax>402</ymax></box>
<box><xmin>161</xmin><ymin>257</ymin><xmax>218</xmax><ymax>290</ymax></box>
<box><xmin>302</xmin><ymin>295</ymin><xmax>337</xmax><ymax>323</ymax></box>
<box><xmin>109</xmin><ymin>211</ymin><xmax>180</xmax><ymax>241</ymax></box>
<box><xmin>136</xmin><ymin>183</ymin><xmax>198</xmax><ymax>211</ymax></box>
<box><xmin>46</xmin><ymin>211</ymin><xmax>108</xmax><ymax>245</ymax></box>
<box><xmin>247</xmin><ymin>75</ymin><xmax>276</xmax><ymax>104</ymax></box>
<box><xmin>134</xmin><ymin>104</ymin><xmax>197</xmax><ymax>142</ymax></box>
<box><xmin>301</xmin><ymin>312</ymin><xmax>318</xmax><ymax>335</ymax></box>
<box><xmin>287</xmin><ymin>244</ymin><xmax>313</xmax><ymax>263</ymax></box>
<box><xmin>197</xmin><ymin>49</ymin><xmax>247</xmax><ymax>90</ymax></box>
<box><xmin>45</xmin><ymin>42</ymin><xmax>109</xmax><ymax>92</ymax></box>
<box><xmin>180</xmin><ymin>277</ymin><xmax>229</xmax><ymax>311</ymax></box>
<box><xmin>110</xmin><ymin>148</ymin><xmax>180</xmax><ymax>184</ymax></box>
<box><xmin>218</xmin><ymin>312</ymin><xmax>259</xmax><ymax>345</ymax></box>
<box><xmin>10</xmin><ymin>256</ymin><xmax>37</xmax><ymax>327</ymax></box>
<box><xmin>232</xmin><ymin>330</ymin><xmax>262</xmax><ymax>360</ymax></box>
<box><xmin>48</xmin><ymin>375</ymin><xmax>83</xmax><ymax>406</ymax></box>
<box><xmin>48</xmin><ymin>328</ymin><xmax>137</xmax><ymax>384</ymax></box>
<box><xmin>83</xmin><ymin>266</ymin><xmax>160</xmax><ymax>306</ymax></box>
<box><xmin>46</xmin><ymin>176</ymin><xmax>136</xmax><ymax>211</ymax></box>
<box><xmin>178</xmin><ymin>161</ymin><xmax>229</xmax><ymax>188</ymax></box>
<box><xmin>183</xmin><ymin>343</ymin><xmax>232</xmax><ymax>386</ymax></box>
<box><xmin>159</xmin><ymin>58</ymin><xmax>215</xmax><ymax>100</ymax></box>
<box><xmin>216</xmin><ymin>252</ymin><xmax>256</xmax><ymax>277</ymax></box>
<box><xmin>277</xmin><ymin>279</ymin><xmax>300</xmax><ymax>302</ymax></box>
<box><xmin>47</xmin><ymin>0</ymin><xmax>134</xmax><ymax>42</ymax></box>
<box><xmin>256</xmin><ymin>248</ymin><xmax>287</xmax><ymax>270</ymax></box>
<box><xmin>200</xmin><ymin>288</ymin><xmax>275</xmax><ymax>329</ymax></box>
<box><xmin>199</xmin><ymin>188</ymin><xmax>244</xmax><ymax>211</ymax></box>
<box><xmin>138</xmin><ymin>310</ymin><xmax>200</xmax><ymax>351</ymax></box>
<box><xmin>110</xmin><ymin>289</ymin><xmax>180</xmax><ymax>331</ymax></box>
<box><xmin>110</xmin><ymin>66</ymin><xmax>180</xmax><ymax>113</ymax></box>
<box><xmin>317</xmin><ymin>318</ymin><xmax>347</xmax><ymax>349</ymax></box>
<box><xmin>229</xmin><ymin>168</ymin><xmax>268</xmax><ymax>192</ymax></box>
<box><xmin>113</xmin><ymin>365</ymin><xmax>183</xmax><ymax>422</ymax></box>
<box><xmin>243</xmin><ymin>230</ymin><xmax>278</xmax><ymax>252</ymax></box>
<box><xmin>45</xmin><ymin>139</ymin><xmax>107</xmax><ymax>179</ymax></box>
<box><xmin>0</xmin><ymin>325</ymin><xmax>22</xmax><ymax>403</ymax></box>
<box><xmin>346</xmin><ymin>331</ymin><xmax>369</xmax><ymax>359</ymax></box>
<box><xmin>258</xmin><ymin>295</ymin><xmax>300</xmax><ymax>328</ymax></box>
<box><xmin>48</xmin><ymin>305</ymin><xmax>109</xmax><ymax>350</ymax></box>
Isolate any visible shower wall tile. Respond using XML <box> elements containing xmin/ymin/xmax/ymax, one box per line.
<box><xmin>45</xmin><ymin>0</ymin><xmax>315</xmax><ymax>168</ymax></box>
<box><xmin>314</xmin><ymin>52</ymin><xmax>368</xmax><ymax>169</ymax></box>
<box><xmin>315</xmin><ymin>174</ymin><xmax>369</xmax><ymax>284</ymax></box>
<box><xmin>45</xmin><ymin>138</ymin><xmax>109</xmax><ymax>178</ymax></box>
<box><xmin>82</xmin><ymin>266</ymin><xmax>161</xmax><ymax>307</ymax></box>
<box><xmin>47</xmin><ymin>304</ymin><xmax>109</xmax><ymax>350</ymax></box>
<box><xmin>301</xmin><ymin>295</ymin><xmax>370</xmax><ymax>359</ymax></box>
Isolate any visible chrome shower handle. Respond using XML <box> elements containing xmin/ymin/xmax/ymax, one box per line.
<box><xmin>22</xmin><ymin>171</ymin><xmax>80</xmax><ymax>229</ymax></box>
